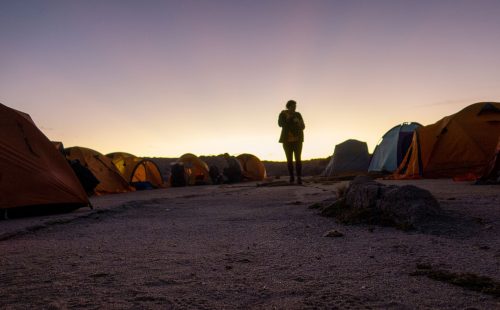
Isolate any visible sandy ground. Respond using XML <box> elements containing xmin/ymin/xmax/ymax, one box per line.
<box><xmin>0</xmin><ymin>179</ymin><xmax>499</xmax><ymax>309</ymax></box>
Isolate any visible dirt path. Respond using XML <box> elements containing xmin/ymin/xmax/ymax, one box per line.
<box><xmin>1</xmin><ymin>181</ymin><xmax>499</xmax><ymax>309</ymax></box>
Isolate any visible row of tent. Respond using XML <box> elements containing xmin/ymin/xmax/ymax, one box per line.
<box><xmin>1</xmin><ymin>101</ymin><xmax>497</xmax><ymax>214</ymax></box>
<box><xmin>177</xmin><ymin>153</ymin><xmax>267</xmax><ymax>186</ymax></box>
<box><xmin>322</xmin><ymin>102</ymin><xmax>500</xmax><ymax>182</ymax></box>
<box><xmin>0</xmin><ymin>102</ymin><xmax>267</xmax><ymax>214</ymax></box>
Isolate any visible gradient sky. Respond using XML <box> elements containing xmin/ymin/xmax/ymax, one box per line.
<box><xmin>2</xmin><ymin>0</ymin><xmax>500</xmax><ymax>160</ymax></box>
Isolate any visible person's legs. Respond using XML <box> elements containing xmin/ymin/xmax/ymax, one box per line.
<box><xmin>293</xmin><ymin>142</ymin><xmax>303</xmax><ymax>184</ymax></box>
<box><xmin>283</xmin><ymin>143</ymin><xmax>295</xmax><ymax>182</ymax></box>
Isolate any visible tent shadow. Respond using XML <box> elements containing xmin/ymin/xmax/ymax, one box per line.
<box><xmin>2</xmin><ymin>203</ymin><xmax>90</xmax><ymax>220</ymax></box>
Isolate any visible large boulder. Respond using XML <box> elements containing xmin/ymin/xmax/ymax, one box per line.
<box><xmin>322</xmin><ymin>176</ymin><xmax>441</xmax><ymax>229</ymax></box>
<box><xmin>344</xmin><ymin>178</ymin><xmax>382</xmax><ymax>209</ymax></box>
<box><xmin>378</xmin><ymin>185</ymin><xmax>441</xmax><ymax>227</ymax></box>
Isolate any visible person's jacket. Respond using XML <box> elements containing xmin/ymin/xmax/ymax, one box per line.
<box><xmin>278</xmin><ymin>110</ymin><xmax>305</xmax><ymax>143</ymax></box>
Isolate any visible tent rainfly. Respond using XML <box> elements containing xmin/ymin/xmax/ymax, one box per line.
<box><xmin>368</xmin><ymin>122</ymin><xmax>422</xmax><ymax>173</ymax></box>
<box><xmin>395</xmin><ymin>102</ymin><xmax>500</xmax><ymax>179</ymax></box>
<box><xmin>478</xmin><ymin>137</ymin><xmax>500</xmax><ymax>184</ymax></box>
<box><xmin>107</xmin><ymin>152</ymin><xmax>164</xmax><ymax>189</ymax></box>
<box><xmin>178</xmin><ymin>153</ymin><xmax>211</xmax><ymax>185</ymax></box>
<box><xmin>65</xmin><ymin>147</ymin><xmax>133</xmax><ymax>194</ymax></box>
<box><xmin>322</xmin><ymin>139</ymin><xmax>371</xmax><ymax>176</ymax></box>
<box><xmin>0</xmin><ymin>103</ymin><xmax>89</xmax><ymax>213</ymax></box>
<box><xmin>237</xmin><ymin>153</ymin><xmax>267</xmax><ymax>181</ymax></box>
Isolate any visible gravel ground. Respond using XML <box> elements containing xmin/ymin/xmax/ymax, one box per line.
<box><xmin>0</xmin><ymin>180</ymin><xmax>499</xmax><ymax>309</ymax></box>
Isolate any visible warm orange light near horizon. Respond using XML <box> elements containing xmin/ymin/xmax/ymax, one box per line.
<box><xmin>38</xmin><ymin>99</ymin><xmax>492</xmax><ymax>161</ymax></box>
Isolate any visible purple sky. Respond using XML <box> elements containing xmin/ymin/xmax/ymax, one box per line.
<box><xmin>2</xmin><ymin>0</ymin><xmax>500</xmax><ymax>160</ymax></box>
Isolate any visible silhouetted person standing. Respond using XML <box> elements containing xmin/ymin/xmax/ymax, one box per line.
<box><xmin>279</xmin><ymin>100</ymin><xmax>305</xmax><ymax>184</ymax></box>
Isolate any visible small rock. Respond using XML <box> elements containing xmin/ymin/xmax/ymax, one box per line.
<box><xmin>323</xmin><ymin>230</ymin><xmax>344</xmax><ymax>237</ymax></box>
<box><xmin>225</xmin><ymin>265</ymin><xmax>233</xmax><ymax>270</ymax></box>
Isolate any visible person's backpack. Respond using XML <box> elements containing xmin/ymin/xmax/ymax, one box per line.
<box><xmin>170</xmin><ymin>163</ymin><xmax>187</xmax><ymax>187</ymax></box>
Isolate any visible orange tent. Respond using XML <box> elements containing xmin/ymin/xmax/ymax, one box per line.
<box><xmin>178</xmin><ymin>153</ymin><xmax>211</xmax><ymax>185</ymax></box>
<box><xmin>0</xmin><ymin>103</ymin><xmax>89</xmax><ymax>211</ymax></box>
<box><xmin>65</xmin><ymin>147</ymin><xmax>133</xmax><ymax>194</ymax></box>
<box><xmin>479</xmin><ymin>137</ymin><xmax>500</xmax><ymax>183</ymax></box>
<box><xmin>395</xmin><ymin>102</ymin><xmax>500</xmax><ymax>179</ymax></box>
<box><xmin>237</xmin><ymin>153</ymin><xmax>267</xmax><ymax>181</ymax></box>
<box><xmin>107</xmin><ymin>152</ymin><xmax>164</xmax><ymax>188</ymax></box>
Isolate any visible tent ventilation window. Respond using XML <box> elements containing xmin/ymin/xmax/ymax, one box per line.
<box><xmin>478</xmin><ymin>103</ymin><xmax>500</xmax><ymax>115</ymax></box>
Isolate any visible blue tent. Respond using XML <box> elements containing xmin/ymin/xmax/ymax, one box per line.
<box><xmin>368</xmin><ymin>122</ymin><xmax>422</xmax><ymax>173</ymax></box>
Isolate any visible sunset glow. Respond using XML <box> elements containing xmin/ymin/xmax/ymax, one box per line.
<box><xmin>2</xmin><ymin>1</ymin><xmax>500</xmax><ymax>160</ymax></box>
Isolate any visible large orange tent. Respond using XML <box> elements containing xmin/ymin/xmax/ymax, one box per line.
<box><xmin>0</xmin><ymin>103</ymin><xmax>89</xmax><ymax>212</ymax></box>
<box><xmin>237</xmin><ymin>153</ymin><xmax>267</xmax><ymax>181</ymax></box>
<box><xmin>107</xmin><ymin>152</ymin><xmax>164</xmax><ymax>188</ymax></box>
<box><xmin>65</xmin><ymin>147</ymin><xmax>133</xmax><ymax>194</ymax></box>
<box><xmin>395</xmin><ymin>102</ymin><xmax>500</xmax><ymax>179</ymax></box>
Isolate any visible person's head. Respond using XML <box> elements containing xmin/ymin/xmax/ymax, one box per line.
<box><xmin>286</xmin><ymin>100</ymin><xmax>297</xmax><ymax>112</ymax></box>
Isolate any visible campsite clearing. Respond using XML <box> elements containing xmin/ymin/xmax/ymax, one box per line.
<box><xmin>0</xmin><ymin>180</ymin><xmax>499</xmax><ymax>309</ymax></box>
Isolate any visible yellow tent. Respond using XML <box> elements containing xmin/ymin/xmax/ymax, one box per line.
<box><xmin>107</xmin><ymin>152</ymin><xmax>164</xmax><ymax>188</ymax></box>
<box><xmin>395</xmin><ymin>102</ymin><xmax>500</xmax><ymax>179</ymax></box>
<box><xmin>65</xmin><ymin>147</ymin><xmax>133</xmax><ymax>195</ymax></box>
<box><xmin>178</xmin><ymin>153</ymin><xmax>211</xmax><ymax>185</ymax></box>
<box><xmin>237</xmin><ymin>153</ymin><xmax>267</xmax><ymax>181</ymax></box>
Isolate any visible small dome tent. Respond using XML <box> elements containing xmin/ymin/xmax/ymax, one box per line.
<box><xmin>322</xmin><ymin>139</ymin><xmax>370</xmax><ymax>176</ymax></box>
<box><xmin>178</xmin><ymin>153</ymin><xmax>211</xmax><ymax>185</ymax></box>
<box><xmin>395</xmin><ymin>102</ymin><xmax>500</xmax><ymax>179</ymax></box>
<box><xmin>0</xmin><ymin>103</ymin><xmax>89</xmax><ymax>213</ymax></box>
<box><xmin>65</xmin><ymin>147</ymin><xmax>133</xmax><ymax>194</ymax></box>
<box><xmin>107</xmin><ymin>152</ymin><xmax>164</xmax><ymax>189</ymax></box>
<box><xmin>237</xmin><ymin>153</ymin><xmax>267</xmax><ymax>181</ymax></box>
<box><xmin>368</xmin><ymin>122</ymin><xmax>422</xmax><ymax>173</ymax></box>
